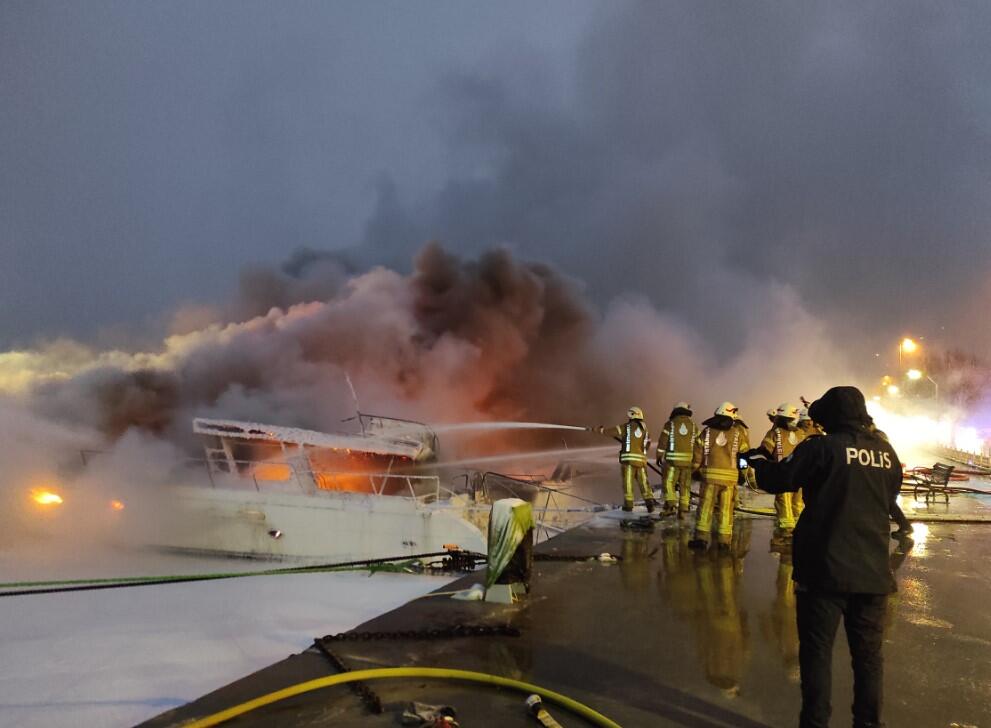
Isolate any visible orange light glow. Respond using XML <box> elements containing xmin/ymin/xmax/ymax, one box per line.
<box><xmin>110</xmin><ymin>499</ymin><xmax>125</xmax><ymax>511</ymax></box>
<box><xmin>252</xmin><ymin>463</ymin><xmax>292</xmax><ymax>481</ymax></box>
<box><xmin>31</xmin><ymin>488</ymin><xmax>63</xmax><ymax>506</ymax></box>
<box><xmin>901</xmin><ymin>337</ymin><xmax>918</xmax><ymax>353</ymax></box>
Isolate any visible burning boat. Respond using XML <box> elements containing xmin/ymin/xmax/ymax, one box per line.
<box><xmin>148</xmin><ymin>413</ymin><xmax>487</xmax><ymax>562</ymax></box>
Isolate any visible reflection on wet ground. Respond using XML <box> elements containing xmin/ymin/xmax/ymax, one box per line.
<box><xmin>146</xmin><ymin>511</ymin><xmax>991</xmax><ymax>727</ymax></box>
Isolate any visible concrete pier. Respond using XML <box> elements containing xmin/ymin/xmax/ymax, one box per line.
<box><xmin>143</xmin><ymin>497</ymin><xmax>991</xmax><ymax>727</ymax></box>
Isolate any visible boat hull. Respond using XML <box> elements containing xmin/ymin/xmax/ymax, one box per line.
<box><xmin>149</xmin><ymin>486</ymin><xmax>486</xmax><ymax>562</ymax></box>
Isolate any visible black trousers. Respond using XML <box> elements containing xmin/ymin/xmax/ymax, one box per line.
<box><xmin>890</xmin><ymin>502</ymin><xmax>911</xmax><ymax>533</ymax></box>
<box><xmin>796</xmin><ymin>590</ymin><xmax>888</xmax><ymax>728</ymax></box>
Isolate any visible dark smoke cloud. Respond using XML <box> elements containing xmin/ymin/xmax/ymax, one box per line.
<box><xmin>359</xmin><ymin>1</ymin><xmax>991</xmax><ymax>358</ymax></box>
<box><xmin>17</xmin><ymin>243</ymin><xmax>849</xmax><ymax>456</ymax></box>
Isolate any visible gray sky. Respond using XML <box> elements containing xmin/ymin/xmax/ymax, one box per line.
<box><xmin>0</xmin><ymin>0</ymin><xmax>591</xmax><ymax>344</ymax></box>
<box><xmin>3</xmin><ymin>1</ymin><xmax>991</xmax><ymax>358</ymax></box>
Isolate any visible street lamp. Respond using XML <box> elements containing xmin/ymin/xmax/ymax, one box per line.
<box><xmin>898</xmin><ymin>337</ymin><xmax>919</xmax><ymax>369</ymax></box>
<box><xmin>906</xmin><ymin>369</ymin><xmax>923</xmax><ymax>381</ymax></box>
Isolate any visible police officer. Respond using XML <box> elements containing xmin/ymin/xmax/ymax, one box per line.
<box><xmin>760</xmin><ymin>403</ymin><xmax>807</xmax><ymax>539</ymax></box>
<box><xmin>657</xmin><ymin>402</ymin><xmax>698</xmax><ymax>517</ymax></box>
<box><xmin>689</xmin><ymin>402</ymin><xmax>749</xmax><ymax>549</ymax></box>
<box><xmin>590</xmin><ymin>406</ymin><xmax>657</xmax><ymax>513</ymax></box>
<box><xmin>745</xmin><ymin>386</ymin><xmax>902</xmax><ymax>728</ymax></box>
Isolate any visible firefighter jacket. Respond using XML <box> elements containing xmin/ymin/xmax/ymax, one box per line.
<box><xmin>598</xmin><ymin>420</ymin><xmax>650</xmax><ymax>465</ymax></box>
<box><xmin>760</xmin><ymin>422</ymin><xmax>806</xmax><ymax>463</ymax></box>
<box><xmin>659</xmin><ymin>410</ymin><xmax>698</xmax><ymax>466</ymax></box>
<box><xmin>750</xmin><ymin>387</ymin><xmax>902</xmax><ymax>594</ymax></box>
<box><xmin>692</xmin><ymin>415</ymin><xmax>749</xmax><ymax>486</ymax></box>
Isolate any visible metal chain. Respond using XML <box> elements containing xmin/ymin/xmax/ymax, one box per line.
<box><xmin>317</xmin><ymin>624</ymin><xmax>521</xmax><ymax>642</ymax></box>
<box><xmin>312</xmin><ymin>639</ymin><xmax>384</xmax><ymax>715</ymax></box>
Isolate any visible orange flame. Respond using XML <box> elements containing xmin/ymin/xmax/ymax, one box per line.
<box><xmin>251</xmin><ymin>463</ymin><xmax>292</xmax><ymax>481</ymax></box>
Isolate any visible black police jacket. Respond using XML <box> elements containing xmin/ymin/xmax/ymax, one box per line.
<box><xmin>751</xmin><ymin>427</ymin><xmax>902</xmax><ymax>594</ymax></box>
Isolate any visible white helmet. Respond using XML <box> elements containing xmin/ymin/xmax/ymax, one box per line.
<box><xmin>797</xmin><ymin>407</ymin><xmax>811</xmax><ymax>422</ymax></box>
<box><xmin>628</xmin><ymin>406</ymin><xmax>645</xmax><ymax>420</ymax></box>
<box><xmin>715</xmin><ymin>401</ymin><xmax>739</xmax><ymax>419</ymax></box>
<box><xmin>674</xmin><ymin>401</ymin><xmax>692</xmax><ymax>411</ymax></box>
<box><xmin>776</xmin><ymin>403</ymin><xmax>800</xmax><ymax>422</ymax></box>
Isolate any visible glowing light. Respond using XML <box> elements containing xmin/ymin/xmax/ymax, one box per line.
<box><xmin>906</xmin><ymin>369</ymin><xmax>923</xmax><ymax>381</ymax></box>
<box><xmin>866</xmin><ymin>399</ymin><xmax>987</xmax><ymax>467</ymax></box>
<box><xmin>30</xmin><ymin>489</ymin><xmax>63</xmax><ymax>506</ymax></box>
<box><xmin>955</xmin><ymin>426</ymin><xmax>983</xmax><ymax>453</ymax></box>
<box><xmin>252</xmin><ymin>463</ymin><xmax>292</xmax><ymax>481</ymax></box>
<box><xmin>887</xmin><ymin>385</ymin><xmax>900</xmax><ymax>396</ymax></box>
<box><xmin>110</xmin><ymin>499</ymin><xmax>125</xmax><ymax>511</ymax></box>
<box><xmin>907</xmin><ymin>521</ymin><xmax>929</xmax><ymax>556</ymax></box>
<box><xmin>901</xmin><ymin>338</ymin><xmax>918</xmax><ymax>353</ymax></box>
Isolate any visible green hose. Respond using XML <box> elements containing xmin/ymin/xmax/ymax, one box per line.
<box><xmin>179</xmin><ymin>666</ymin><xmax>622</xmax><ymax>728</ymax></box>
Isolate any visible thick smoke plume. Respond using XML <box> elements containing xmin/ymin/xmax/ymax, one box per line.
<box><xmin>4</xmin><ymin>244</ymin><xmax>850</xmax><ymax>460</ymax></box>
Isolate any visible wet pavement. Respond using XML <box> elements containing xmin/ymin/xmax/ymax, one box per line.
<box><xmin>144</xmin><ymin>506</ymin><xmax>991</xmax><ymax>728</ymax></box>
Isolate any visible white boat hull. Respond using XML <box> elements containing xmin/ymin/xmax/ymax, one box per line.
<box><xmin>150</xmin><ymin>485</ymin><xmax>486</xmax><ymax>562</ymax></box>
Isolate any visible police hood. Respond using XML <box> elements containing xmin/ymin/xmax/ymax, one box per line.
<box><xmin>809</xmin><ymin>386</ymin><xmax>870</xmax><ymax>434</ymax></box>
<box><xmin>701</xmin><ymin>414</ymin><xmax>735</xmax><ymax>430</ymax></box>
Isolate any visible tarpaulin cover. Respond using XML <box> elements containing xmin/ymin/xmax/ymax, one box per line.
<box><xmin>485</xmin><ymin>498</ymin><xmax>534</xmax><ymax>589</ymax></box>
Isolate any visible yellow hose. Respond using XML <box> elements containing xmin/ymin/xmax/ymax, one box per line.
<box><xmin>179</xmin><ymin>666</ymin><xmax>622</xmax><ymax>728</ymax></box>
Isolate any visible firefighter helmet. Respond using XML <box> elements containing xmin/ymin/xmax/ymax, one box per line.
<box><xmin>798</xmin><ymin>407</ymin><xmax>811</xmax><ymax>422</ymax></box>
<box><xmin>776</xmin><ymin>403</ymin><xmax>800</xmax><ymax>422</ymax></box>
<box><xmin>674</xmin><ymin>401</ymin><xmax>692</xmax><ymax>412</ymax></box>
<box><xmin>628</xmin><ymin>406</ymin><xmax>645</xmax><ymax>420</ymax></box>
<box><xmin>715</xmin><ymin>401</ymin><xmax>739</xmax><ymax>419</ymax></box>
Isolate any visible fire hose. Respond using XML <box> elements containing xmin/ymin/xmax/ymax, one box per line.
<box><xmin>0</xmin><ymin>550</ymin><xmax>486</xmax><ymax>598</ymax></box>
<box><xmin>0</xmin><ymin>549</ymin><xmax>625</xmax><ymax>598</ymax></box>
<box><xmin>176</xmin><ymin>667</ymin><xmax>621</xmax><ymax>728</ymax></box>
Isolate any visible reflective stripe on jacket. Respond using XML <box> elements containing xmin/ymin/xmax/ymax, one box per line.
<box><xmin>761</xmin><ymin>426</ymin><xmax>806</xmax><ymax>463</ymax></box>
<box><xmin>692</xmin><ymin>425</ymin><xmax>749</xmax><ymax>485</ymax></box>
<box><xmin>659</xmin><ymin>415</ymin><xmax>697</xmax><ymax>465</ymax></box>
<box><xmin>600</xmin><ymin>420</ymin><xmax>650</xmax><ymax>464</ymax></box>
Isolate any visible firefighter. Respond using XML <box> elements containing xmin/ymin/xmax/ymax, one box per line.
<box><xmin>590</xmin><ymin>406</ymin><xmax>657</xmax><ymax>513</ymax></box>
<box><xmin>744</xmin><ymin>386</ymin><xmax>903</xmax><ymax>728</ymax></box>
<box><xmin>657</xmin><ymin>401</ymin><xmax>698</xmax><ymax>517</ymax></box>
<box><xmin>689</xmin><ymin>402</ymin><xmax>750</xmax><ymax>549</ymax></box>
<box><xmin>761</xmin><ymin>403</ymin><xmax>807</xmax><ymax>538</ymax></box>
<box><xmin>797</xmin><ymin>407</ymin><xmax>824</xmax><ymax>437</ymax></box>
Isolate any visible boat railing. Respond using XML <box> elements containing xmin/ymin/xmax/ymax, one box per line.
<box><xmin>199</xmin><ymin>459</ymin><xmax>446</xmax><ymax>503</ymax></box>
<box><xmin>78</xmin><ymin>450</ymin><xmax>448</xmax><ymax>503</ymax></box>
<box><xmin>455</xmin><ymin>470</ymin><xmax>608</xmax><ymax>541</ymax></box>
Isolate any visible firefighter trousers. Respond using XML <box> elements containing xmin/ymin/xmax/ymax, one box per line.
<box><xmin>621</xmin><ymin>463</ymin><xmax>652</xmax><ymax>507</ymax></box>
<box><xmin>775</xmin><ymin>489</ymin><xmax>805</xmax><ymax>531</ymax></box>
<box><xmin>662</xmin><ymin>462</ymin><xmax>692</xmax><ymax>512</ymax></box>
<box><xmin>694</xmin><ymin>481</ymin><xmax>735</xmax><ymax>543</ymax></box>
